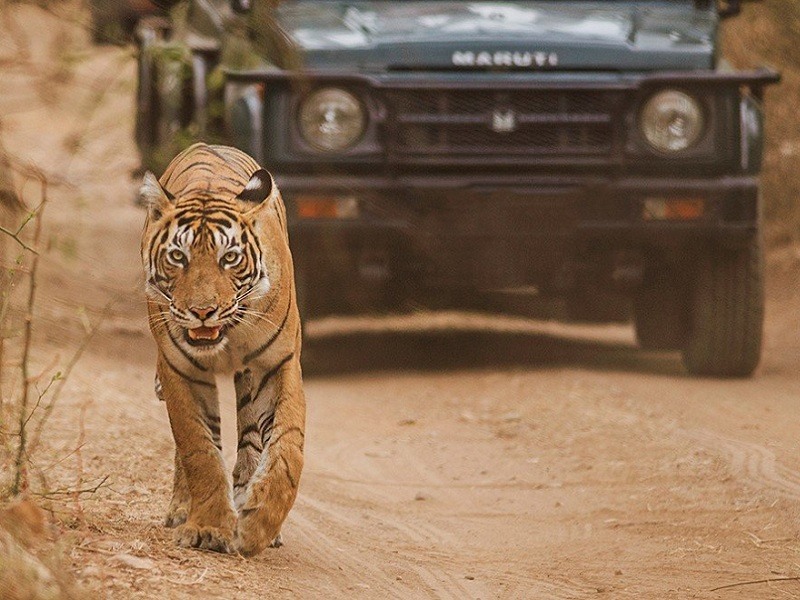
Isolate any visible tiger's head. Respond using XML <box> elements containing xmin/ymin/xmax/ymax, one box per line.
<box><xmin>140</xmin><ymin>169</ymin><xmax>281</xmax><ymax>353</ymax></box>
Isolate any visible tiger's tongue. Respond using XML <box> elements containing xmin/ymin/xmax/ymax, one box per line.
<box><xmin>187</xmin><ymin>326</ymin><xmax>222</xmax><ymax>341</ymax></box>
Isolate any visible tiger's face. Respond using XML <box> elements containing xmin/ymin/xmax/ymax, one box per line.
<box><xmin>141</xmin><ymin>169</ymin><xmax>278</xmax><ymax>353</ymax></box>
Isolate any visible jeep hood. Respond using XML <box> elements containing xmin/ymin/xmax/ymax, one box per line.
<box><xmin>275</xmin><ymin>1</ymin><xmax>716</xmax><ymax>72</ymax></box>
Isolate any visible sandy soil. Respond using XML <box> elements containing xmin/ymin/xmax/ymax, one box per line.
<box><xmin>3</xmin><ymin>5</ymin><xmax>800</xmax><ymax>599</ymax></box>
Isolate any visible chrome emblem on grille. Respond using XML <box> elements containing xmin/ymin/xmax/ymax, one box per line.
<box><xmin>492</xmin><ymin>109</ymin><xmax>517</xmax><ymax>133</ymax></box>
<box><xmin>452</xmin><ymin>51</ymin><xmax>559</xmax><ymax>68</ymax></box>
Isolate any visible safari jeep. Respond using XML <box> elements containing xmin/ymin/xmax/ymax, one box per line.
<box><xmin>134</xmin><ymin>0</ymin><xmax>779</xmax><ymax>377</ymax></box>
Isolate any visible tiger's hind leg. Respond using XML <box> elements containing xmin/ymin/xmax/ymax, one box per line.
<box><xmin>157</xmin><ymin>354</ymin><xmax>236</xmax><ymax>553</ymax></box>
<box><xmin>234</xmin><ymin>353</ymin><xmax>305</xmax><ymax>556</ymax></box>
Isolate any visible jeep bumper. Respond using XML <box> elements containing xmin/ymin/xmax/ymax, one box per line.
<box><xmin>281</xmin><ymin>173</ymin><xmax>759</xmax><ymax>240</ymax></box>
<box><xmin>281</xmin><ymin>173</ymin><xmax>759</xmax><ymax>295</ymax></box>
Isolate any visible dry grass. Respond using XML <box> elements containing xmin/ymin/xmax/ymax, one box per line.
<box><xmin>723</xmin><ymin>2</ymin><xmax>800</xmax><ymax>245</ymax></box>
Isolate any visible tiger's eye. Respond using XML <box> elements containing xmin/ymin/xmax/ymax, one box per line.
<box><xmin>221</xmin><ymin>250</ymin><xmax>241</xmax><ymax>266</ymax></box>
<box><xmin>168</xmin><ymin>249</ymin><xmax>185</xmax><ymax>264</ymax></box>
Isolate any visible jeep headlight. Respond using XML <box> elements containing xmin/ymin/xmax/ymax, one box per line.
<box><xmin>640</xmin><ymin>90</ymin><xmax>705</xmax><ymax>153</ymax></box>
<box><xmin>298</xmin><ymin>88</ymin><xmax>366</xmax><ymax>151</ymax></box>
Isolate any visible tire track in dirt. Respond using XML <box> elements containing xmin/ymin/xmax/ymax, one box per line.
<box><xmin>481</xmin><ymin>565</ymin><xmax>615</xmax><ymax>600</ymax></box>
<box><xmin>290</xmin><ymin>510</ymin><xmax>407</xmax><ymax>599</ymax></box>
<box><xmin>297</xmin><ymin>494</ymin><xmax>596</xmax><ymax>599</ymax></box>
<box><xmin>297</xmin><ymin>494</ymin><xmax>486</xmax><ymax>598</ymax></box>
<box><xmin>293</xmin><ymin>504</ymin><xmax>482</xmax><ymax>599</ymax></box>
<box><xmin>299</xmin><ymin>494</ymin><xmax>453</xmax><ymax>549</ymax></box>
<box><xmin>688</xmin><ymin>429</ymin><xmax>800</xmax><ymax>501</ymax></box>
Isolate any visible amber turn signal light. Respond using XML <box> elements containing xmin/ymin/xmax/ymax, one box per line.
<box><xmin>642</xmin><ymin>197</ymin><xmax>706</xmax><ymax>221</ymax></box>
<box><xmin>296</xmin><ymin>195</ymin><xmax>360</xmax><ymax>220</ymax></box>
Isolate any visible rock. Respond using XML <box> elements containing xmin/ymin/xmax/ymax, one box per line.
<box><xmin>459</xmin><ymin>411</ymin><xmax>477</xmax><ymax>423</ymax></box>
<box><xmin>108</xmin><ymin>553</ymin><xmax>156</xmax><ymax>571</ymax></box>
<box><xmin>80</xmin><ymin>565</ymin><xmax>102</xmax><ymax>579</ymax></box>
<box><xmin>364</xmin><ymin>450</ymin><xmax>392</xmax><ymax>458</ymax></box>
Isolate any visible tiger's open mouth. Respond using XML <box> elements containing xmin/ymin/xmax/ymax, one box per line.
<box><xmin>184</xmin><ymin>325</ymin><xmax>227</xmax><ymax>347</ymax></box>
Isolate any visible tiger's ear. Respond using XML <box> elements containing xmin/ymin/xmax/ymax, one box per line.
<box><xmin>237</xmin><ymin>169</ymin><xmax>276</xmax><ymax>211</ymax></box>
<box><xmin>140</xmin><ymin>171</ymin><xmax>175</xmax><ymax>220</ymax></box>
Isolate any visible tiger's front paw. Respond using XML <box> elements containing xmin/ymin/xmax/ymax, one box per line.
<box><xmin>233</xmin><ymin>507</ymin><xmax>278</xmax><ymax>557</ymax></box>
<box><xmin>164</xmin><ymin>504</ymin><xmax>189</xmax><ymax>528</ymax></box>
<box><xmin>174</xmin><ymin>522</ymin><xmax>235</xmax><ymax>554</ymax></box>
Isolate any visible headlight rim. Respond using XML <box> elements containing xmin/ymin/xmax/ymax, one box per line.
<box><xmin>638</xmin><ymin>88</ymin><xmax>707</xmax><ymax>155</ymax></box>
<box><xmin>296</xmin><ymin>86</ymin><xmax>368</xmax><ymax>153</ymax></box>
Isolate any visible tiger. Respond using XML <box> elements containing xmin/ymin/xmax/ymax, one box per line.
<box><xmin>139</xmin><ymin>143</ymin><xmax>305</xmax><ymax>556</ymax></box>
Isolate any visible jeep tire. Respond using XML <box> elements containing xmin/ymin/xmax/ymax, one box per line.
<box><xmin>681</xmin><ymin>237</ymin><xmax>764</xmax><ymax>377</ymax></box>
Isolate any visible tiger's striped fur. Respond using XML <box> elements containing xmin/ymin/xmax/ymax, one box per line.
<box><xmin>140</xmin><ymin>143</ymin><xmax>304</xmax><ymax>556</ymax></box>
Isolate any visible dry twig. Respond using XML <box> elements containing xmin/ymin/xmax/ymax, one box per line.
<box><xmin>33</xmin><ymin>475</ymin><xmax>110</xmax><ymax>501</ymax></box>
<box><xmin>711</xmin><ymin>576</ymin><xmax>800</xmax><ymax>592</ymax></box>
<box><xmin>11</xmin><ymin>176</ymin><xmax>47</xmax><ymax>496</ymax></box>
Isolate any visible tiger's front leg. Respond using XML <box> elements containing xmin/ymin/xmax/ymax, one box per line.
<box><xmin>157</xmin><ymin>353</ymin><xmax>236</xmax><ymax>553</ymax></box>
<box><xmin>234</xmin><ymin>353</ymin><xmax>305</xmax><ymax>556</ymax></box>
<box><xmin>164</xmin><ymin>448</ymin><xmax>190</xmax><ymax>528</ymax></box>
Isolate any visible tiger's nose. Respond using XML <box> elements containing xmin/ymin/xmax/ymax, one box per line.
<box><xmin>190</xmin><ymin>306</ymin><xmax>217</xmax><ymax>320</ymax></box>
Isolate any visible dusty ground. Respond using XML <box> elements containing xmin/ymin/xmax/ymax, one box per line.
<box><xmin>3</xmin><ymin>4</ymin><xmax>800</xmax><ymax>599</ymax></box>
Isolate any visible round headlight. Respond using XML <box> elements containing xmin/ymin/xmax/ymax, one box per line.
<box><xmin>640</xmin><ymin>90</ymin><xmax>705</xmax><ymax>153</ymax></box>
<box><xmin>298</xmin><ymin>88</ymin><xmax>366</xmax><ymax>151</ymax></box>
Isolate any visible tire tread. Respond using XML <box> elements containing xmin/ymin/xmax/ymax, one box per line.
<box><xmin>682</xmin><ymin>238</ymin><xmax>763</xmax><ymax>377</ymax></box>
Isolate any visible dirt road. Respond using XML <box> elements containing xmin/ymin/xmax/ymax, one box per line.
<box><xmin>3</xmin><ymin>6</ymin><xmax>800</xmax><ymax>599</ymax></box>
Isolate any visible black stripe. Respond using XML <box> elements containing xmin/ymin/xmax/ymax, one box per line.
<box><xmin>192</xmin><ymin>416</ymin><xmax>220</xmax><ymax>450</ymax></box>
<box><xmin>166</xmin><ymin>327</ymin><xmax>208</xmax><ymax>372</ymax></box>
<box><xmin>148</xmin><ymin>228</ymin><xmax>169</xmax><ymax>266</ymax></box>
<box><xmin>259</xmin><ymin>413</ymin><xmax>275</xmax><ymax>443</ymax></box>
<box><xmin>243</xmin><ymin>298</ymin><xmax>293</xmax><ymax>364</ymax></box>
<box><xmin>246</xmin><ymin>244</ymin><xmax>259</xmax><ymax>272</ymax></box>
<box><xmin>205</xmin><ymin>144</ymin><xmax>227</xmax><ymax>162</ymax></box>
<box><xmin>203</xmin><ymin>203</ymin><xmax>238</xmax><ymax>213</ymax></box>
<box><xmin>274</xmin><ymin>199</ymin><xmax>285</xmax><ymax>230</ymax></box>
<box><xmin>188</xmin><ymin>168</ymin><xmax>244</xmax><ymax>186</ymax></box>
<box><xmin>234</xmin><ymin>369</ymin><xmax>252</xmax><ymax>410</ymax></box>
<box><xmin>162</xmin><ymin>354</ymin><xmax>215</xmax><ymax>388</ymax></box>
<box><xmin>237</xmin><ymin>392</ymin><xmax>252</xmax><ymax>411</ymax></box>
<box><xmin>258</xmin><ymin>412</ymin><xmax>274</xmax><ymax>431</ymax></box>
<box><xmin>237</xmin><ymin>439</ymin><xmax>261</xmax><ymax>452</ymax></box>
<box><xmin>240</xmin><ymin>423</ymin><xmax>259</xmax><ymax>438</ymax></box>
<box><xmin>176</xmin><ymin>215</ymin><xmax>201</xmax><ymax>227</ymax></box>
<box><xmin>253</xmin><ymin>352</ymin><xmax>294</xmax><ymax>398</ymax></box>
<box><xmin>182</xmin><ymin>160</ymin><xmax>216</xmax><ymax>169</ymax></box>
<box><xmin>280</xmin><ymin>454</ymin><xmax>298</xmax><ymax>489</ymax></box>
<box><xmin>204</xmin><ymin>216</ymin><xmax>236</xmax><ymax>228</ymax></box>
<box><xmin>268</xmin><ymin>426</ymin><xmax>304</xmax><ymax>449</ymax></box>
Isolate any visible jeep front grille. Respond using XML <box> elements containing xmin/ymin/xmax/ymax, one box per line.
<box><xmin>385</xmin><ymin>89</ymin><xmax>615</xmax><ymax>162</ymax></box>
